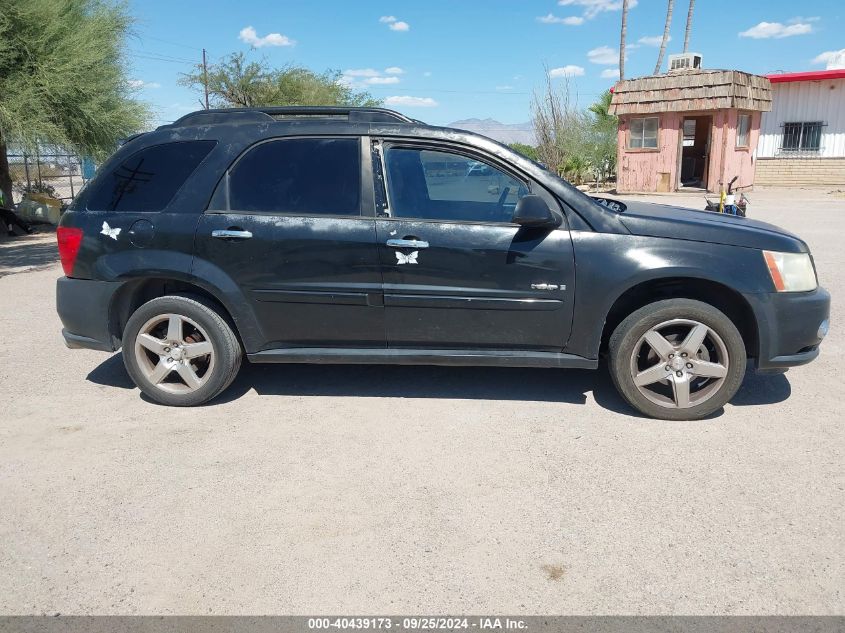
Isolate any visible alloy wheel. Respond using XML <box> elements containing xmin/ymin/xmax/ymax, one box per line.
<box><xmin>133</xmin><ymin>313</ymin><xmax>215</xmax><ymax>394</ymax></box>
<box><xmin>629</xmin><ymin>318</ymin><xmax>730</xmax><ymax>410</ymax></box>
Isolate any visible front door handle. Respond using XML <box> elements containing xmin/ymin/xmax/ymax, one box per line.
<box><xmin>386</xmin><ymin>238</ymin><xmax>429</xmax><ymax>249</ymax></box>
<box><xmin>212</xmin><ymin>229</ymin><xmax>253</xmax><ymax>240</ymax></box>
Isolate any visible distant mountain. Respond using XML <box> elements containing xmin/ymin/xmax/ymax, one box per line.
<box><xmin>447</xmin><ymin>118</ymin><xmax>535</xmax><ymax>146</ymax></box>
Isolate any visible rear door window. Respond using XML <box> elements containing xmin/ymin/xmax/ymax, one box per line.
<box><xmin>86</xmin><ymin>140</ymin><xmax>216</xmax><ymax>212</ymax></box>
<box><xmin>227</xmin><ymin>137</ymin><xmax>361</xmax><ymax>215</ymax></box>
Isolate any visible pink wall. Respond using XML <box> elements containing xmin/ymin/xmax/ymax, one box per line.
<box><xmin>616</xmin><ymin>109</ymin><xmax>762</xmax><ymax>193</ymax></box>
<box><xmin>616</xmin><ymin>112</ymin><xmax>682</xmax><ymax>193</ymax></box>
<box><xmin>716</xmin><ymin>109</ymin><xmax>760</xmax><ymax>191</ymax></box>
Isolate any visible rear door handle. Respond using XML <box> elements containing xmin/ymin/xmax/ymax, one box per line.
<box><xmin>212</xmin><ymin>229</ymin><xmax>253</xmax><ymax>240</ymax></box>
<box><xmin>386</xmin><ymin>238</ymin><xmax>429</xmax><ymax>249</ymax></box>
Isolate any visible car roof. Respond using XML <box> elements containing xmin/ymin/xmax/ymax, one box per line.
<box><xmin>158</xmin><ymin>106</ymin><xmax>425</xmax><ymax>129</ymax></box>
<box><xmin>150</xmin><ymin>105</ymin><xmax>518</xmax><ymax>160</ymax></box>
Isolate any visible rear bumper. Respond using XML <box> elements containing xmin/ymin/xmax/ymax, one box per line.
<box><xmin>746</xmin><ymin>287</ymin><xmax>830</xmax><ymax>371</ymax></box>
<box><xmin>56</xmin><ymin>277</ymin><xmax>121</xmax><ymax>352</ymax></box>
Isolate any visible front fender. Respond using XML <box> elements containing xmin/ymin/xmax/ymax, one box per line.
<box><xmin>566</xmin><ymin>232</ymin><xmax>774</xmax><ymax>359</ymax></box>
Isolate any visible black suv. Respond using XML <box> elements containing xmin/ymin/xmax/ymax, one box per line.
<box><xmin>56</xmin><ymin>106</ymin><xmax>830</xmax><ymax>420</ymax></box>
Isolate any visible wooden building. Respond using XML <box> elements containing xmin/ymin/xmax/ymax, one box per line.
<box><xmin>609</xmin><ymin>69</ymin><xmax>772</xmax><ymax>193</ymax></box>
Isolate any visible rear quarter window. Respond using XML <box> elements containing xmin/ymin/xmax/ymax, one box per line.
<box><xmin>86</xmin><ymin>140</ymin><xmax>216</xmax><ymax>212</ymax></box>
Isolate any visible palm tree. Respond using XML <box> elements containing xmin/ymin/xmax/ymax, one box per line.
<box><xmin>654</xmin><ymin>0</ymin><xmax>675</xmax><ymax>74</ymax></box>
<box><xmin>619</xmin><ymin>0</ymin><xmax>629</xmax><ymax>80</ymax></box>
<box><xmin>588</xmin><ymin>90</ymin><xmax>616</xmax><ymax>129</ymax></box>
<box><xmin>683</xmin><ymin>0</ymin><xmax>695</xmax><ymax>52</ymax></box>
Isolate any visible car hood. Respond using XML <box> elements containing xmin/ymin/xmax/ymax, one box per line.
<box><xmin>617</xmin><ymin>201</ymin><xmax>808</xmax><ymax>253</ymax></box>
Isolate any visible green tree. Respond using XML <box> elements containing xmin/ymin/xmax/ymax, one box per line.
<box><xmin>586</xmin><ymin>90</ymin><xmax>619</xmax><ymax>181</ymax></box>
<box><xmin>180</xmin><ymin>53</ymin><xmax>381</xmax><ymax>108</ymax></box>
<box><xmin>588</xmin><ymin>90</ymin><xmax>617</xmax><ymax>132</ymax></box>
<box><xmin>0</xmin><ymin>0</ymin><xmax>149</xmax><ymax>207</ymax></box>
<box><xmin>532</xmin><ymin>79</ymin><xmax>618</xmax><ymax>185</ymax></box>
<box><xmin>508</xmin><ymin>142</ymin><xmax>539</xmax><ymax>162</ymax></box>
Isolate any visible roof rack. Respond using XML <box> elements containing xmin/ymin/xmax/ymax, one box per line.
<box><xmin>164</xmin><ymin>106</ymin><xmax>417</xmax><ymax>128</ymax></box>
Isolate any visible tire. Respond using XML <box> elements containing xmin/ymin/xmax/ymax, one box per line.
<box><xmin>122</xmin><ymin>295</ymin><xmax>242</xmax><ymax>406</ymax></box>
<box><xmin>608</xmin><ymin>299</ymin><xmax>746</xmax><ymax>420</ymax></box>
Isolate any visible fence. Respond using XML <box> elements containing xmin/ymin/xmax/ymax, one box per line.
<box><xmin>7</xmin><ymin>144</ymin><xmax>89</xmax><ymax>204</ymax></box>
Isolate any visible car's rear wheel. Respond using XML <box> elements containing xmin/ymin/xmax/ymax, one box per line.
<box><xmin>608</xmin><ymin>299</ymin><xmax>746</xmax><ymax>420</ymax></box>
<box><xmin>122</xmin><ymin>295</ymin><xmax>242</xmax><ymax>406</ymax></box>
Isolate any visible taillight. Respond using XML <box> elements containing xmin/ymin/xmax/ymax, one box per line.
<box><xmin>56</xmin><ymin>227</ymin><xmax>84</xmax><ymax>276</ymax></box>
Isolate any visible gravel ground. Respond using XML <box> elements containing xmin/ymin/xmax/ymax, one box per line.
<box><xmin>0</xmin><ymin>187</ymin><xmax>842</xmax><ymax>615</ymax></box>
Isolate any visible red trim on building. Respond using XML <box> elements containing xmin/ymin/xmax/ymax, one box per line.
<box><xmin>767</xmin><ymin>69</ymin><xmax>845</xmax><ymax>83</ymax></box>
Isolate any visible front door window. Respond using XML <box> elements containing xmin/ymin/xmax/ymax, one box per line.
<box><xmin>383</xmin><ymin>147</ymin><xmax>528</xmax><ymax>223</ymax></box>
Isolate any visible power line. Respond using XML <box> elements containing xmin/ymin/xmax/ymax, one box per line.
<box><xmin>369</xmin><ymin>87</ymin><xmax>605</xmax><ymax>97</ymax></box>
<box><xmin>127</xmin><ymin>50</ymin><xmax>198</xmax><ymax>65</ymax></box>
<box><xmin>137</xmin><ymin>34</ymin><xmax>204</xmax><ymax>52</ymax></box>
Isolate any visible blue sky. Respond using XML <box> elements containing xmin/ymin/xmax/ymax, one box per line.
<box><xmin>128</xmin><ymin>0</ymin><xmax>844</xmax><ymax>127</ymax></box>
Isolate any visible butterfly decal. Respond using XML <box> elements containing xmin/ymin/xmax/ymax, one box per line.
<box><xmin>395</xmin><ymin>250</ymin><xmax>418</xmax><ymax>265</ymax></box>
<box><xmin>100</xmin><ymin>221</ymin><xmax>121</xmax><ymax>240</ymax></box>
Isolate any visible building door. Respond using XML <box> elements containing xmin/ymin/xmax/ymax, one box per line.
<box><xmin>679</xmin><ymin>116</ymin><xmax>712</xmax><ymax>189</ymax></box>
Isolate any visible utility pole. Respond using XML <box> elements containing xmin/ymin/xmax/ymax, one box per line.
<box><xmin>202</xmin><ymin>48</ymin><xmax>210</xmax><ymax>109</ymax></box>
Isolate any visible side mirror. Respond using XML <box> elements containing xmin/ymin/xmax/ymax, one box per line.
<box><xmin>512</xmin><ymin>195</ymin><xmax>559</xmax><ymax>228</ymax></box>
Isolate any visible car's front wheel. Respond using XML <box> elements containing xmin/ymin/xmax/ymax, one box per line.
<box><xmin>122</xmin><ymin>295</ymin><xmax>242</xmax><ymax>406</ymax></box>
<box><xmin>608</xmin><ymin>299</ymin><xmax>747</xmax><ymax>420</ymax></box>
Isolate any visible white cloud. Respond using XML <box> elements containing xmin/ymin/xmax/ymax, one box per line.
<box><xmin>128</xmin><ymin>79</ymin><xmax>161</xmax><ymax>89</ymax></box>
<box><xmin>366</xmin><ymin>76</ymin><xmax>400</xmax><ymax>85</ymax></box>
<box><xmin>538</xmin><ymin>13</ymin><xmax>585</xmax><ymax>25</ymax></box>
<box><xmin>342</xmin><ymin>68</ymin><xmax>404</xmax><ymax>88</ymax></box>
<box><xmin>549</xmin><ymin>65</ymin><xmax>586</xmax><ymax>78</ymax></box>
<box><xmin>344</xmin><ymin>67</ymin><xmax>404</xmax><ymax>78</ymax></box>
<box><xmin>344</xmin><ymin>68</ymin><xmax>381</xmax><ymax>77</ymax></box>
<box><xmin>385</xmin><ymin>96</ymin><xmax>438</xmax><ymax>108</ymax></box>
<box><xmin>588</xmin><ymin>45</ymin><xmax>624</xmax><ymax>65</ymax></box>
<box><xmin>558</xmin><ymin>0</ymin><xmax>637</xmax><ymax>20</ymax></box>
<box><xmin>600</xmin><ymin>68</ymin><xmax>620</xmax><ymax>79</ymax></box>
<box><xmin>239</xmin><ymin>26</ymin><xmax>295</xmax><ymax>48</ymax></box>
<box><xmin>813</xmin><ymin>49</ymin><xmax>845</xmax><ymax>70</ymax></box>
<box><xmin>638</xmin><ymin>35</ymin><xmax>669</xmax><ymax>47</ymax></box>
<box><xmin>496</xmin><ymin>85</ymin><xmax>515</xmax><ymax>91</ymax></box>
<box><xmin>380</xmin><ymin>16</ymin><xmax>409</xmax><ymax>31</ymax></box>
<box><xmin>739</xmin><ymin>21</ymin><xmax>813</xmax><ymax>39</ymax></box>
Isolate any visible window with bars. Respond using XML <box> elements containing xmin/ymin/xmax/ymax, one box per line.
<box><xmin>781</xmin><ymin>122</ymin><xmax>823</xmax><ymax>153</ymax></box>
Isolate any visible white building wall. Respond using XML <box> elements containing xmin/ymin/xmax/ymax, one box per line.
<box><xmin>758</xmin><ymin>78</ymin><xmax>845</xmax><ymax>158</ymax></box>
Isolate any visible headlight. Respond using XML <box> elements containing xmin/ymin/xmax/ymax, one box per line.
<box><xmin>763</xmin><ymin>250</ymin><xmax>817</xmax><ymax>292</ymax></box>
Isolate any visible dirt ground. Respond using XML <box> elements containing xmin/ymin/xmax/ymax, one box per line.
<box><xmin>0</xmin><ymin>187</ymin><xmax>842</xmax><ymax>615</ymax></box>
